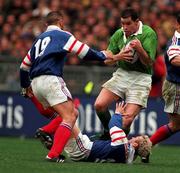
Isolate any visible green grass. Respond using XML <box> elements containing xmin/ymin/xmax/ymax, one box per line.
<box><xmin>0</xmin><ymin>137</ymin><xmax>180</xmax><ymax>173</ymax></box>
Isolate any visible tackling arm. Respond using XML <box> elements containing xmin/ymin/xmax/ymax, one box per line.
<box><xmin>20</xmin><ymin>51</ymin><xmax>32</xmax><ymax>88</ymax></box>
<box><xmin>63</xmin><ymin>35</ymin><xmax>109</xmax><ymax>61</ymax></box>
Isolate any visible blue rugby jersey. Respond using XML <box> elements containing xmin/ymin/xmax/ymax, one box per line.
<box><xmin>87</xmin><ymin>140</ymin><xmax>127</xmax><ymax>163</ymax></box>
<box><xmin>165</xmin><ymin>31</ymin><xmax>180</xmax><ymax>83</ymax></box>
<box><xmin>20</xmin><ymin>25</ymin><xmax>107</xmax><ymax>88</ymax></box>
<box><xmin>64</xmin><ymin>113</ymin><xmax>135</xmax><ymax>163</ymax></box>
<box><xmin>88</xmin><ymin>114</ymin><xmax>132</xmax><ymax>163</ymax></box>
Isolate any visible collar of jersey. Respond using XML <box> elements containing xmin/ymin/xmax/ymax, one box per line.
<box><xmin>132</xmin><ymin>21</ymin><xmax>143</xmax><ymax>36</ymax></box>
<box><xmin>175</xmin><ymin>30</ymin><xmax>180</xmax><ymax>38</ymax></box>
<box><xmin>46</xmin><ymin>25</ymin><xmax>62</xmax><ymax>32</ymax></box>
<box><xmin>123</xmin><ymin>21</ymin><xmax>143</xmax><ymax>43</ymax></box>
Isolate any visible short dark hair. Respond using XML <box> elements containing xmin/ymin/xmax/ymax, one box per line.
<box><xmin>177</xmin><ymin>13</ymin><xmax>180</xmax><ymax>24</ymax></box>
<box><xmin>45</xmin><ymin>11</ymin><xmax>63</xmax><ymax>25</ymax></box>
<box><xmin>121</xmin><ymin>8</ymin><xmax>139</xmax><ymax>21</ymax></box>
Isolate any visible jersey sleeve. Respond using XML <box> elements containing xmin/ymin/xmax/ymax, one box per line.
<box><xmin>167</xmin><ymin>45</ymin><xmax>180</xmax><ymax>61</ymax></box>
<box><xmin>142</xmin><ymin>31</ymin><xmax>157</xmax><ymax>61</ymax></box>
<box><xmin>63</xmin><ymin>35</ymin><xmax>106</xmax><ymax>61</ymax></box>
<box><xmin>108</xmin><ymin>114</ymin><xmax>128</xmax><ymax>146</ymax></box>
<box><xmin>20</xmin><ymin>50</ymin><xmax>32</xmax><ymax>88</ymax></box>
<box><xmin>20</xmin><ymin>50</ymin><xmax>32</xmax><ymax>71</ymax></box>
<box><xmin>107</xmin><ymin>30</ymin><xmax>121</xmax><ymax>54</ymax></box>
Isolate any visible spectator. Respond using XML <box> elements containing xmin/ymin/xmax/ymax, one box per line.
<box><xmin>0</xmin><ymin>0</ymin><xmax>179</xmax><ymax>65</ymax></box>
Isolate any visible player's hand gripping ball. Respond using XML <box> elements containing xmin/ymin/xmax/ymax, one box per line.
<box><xmin>124</xmin><ymin>41</ymin><xmax>139</xmax><ymax>64</ymax></box>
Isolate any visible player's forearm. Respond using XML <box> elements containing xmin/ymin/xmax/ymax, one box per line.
<box><xmin>20</xmin><ymin>69</ymin><xmax>31</xmax><ymax>88</ymax></box>
<box><xmin>104</xmin><ymin>58</ymin><xmax>116</xmax><ymax>65</ymax></box>
<box><xmin>171</xmin><ymin>55</ymin><xmax>180</xmax><ymax>66</ymax></box>
<box><xmin>137</xmin><ymin>47</ymin><xmax>153</xmax><ymax>66</ymax></box>
<box><xmin>104</xmin><ymin>52</ymin><xmax>126</xmax><ymax>65</ymax></box>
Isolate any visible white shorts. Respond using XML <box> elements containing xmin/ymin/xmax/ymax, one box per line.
<box><xmin>103</xmin><ymin>68</ymin><xmax>152</xmax><ymax>108</ymax></box>
<box><xmin>31</xmin><ymin>75</ymin><xmax>72</xmax><ymax>108</ymax></box>
<box><xmin>64</xmin><ymin>132</ymin><xmax>93</xmax><ymax>161</ymax></box>
<box><xmin>162</xmin><ymin>79</ymin><xmax>180</xmax><ymax>114</ymax></box>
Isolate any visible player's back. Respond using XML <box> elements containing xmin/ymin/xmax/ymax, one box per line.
<box><xmin>29</xmin><ymin>28</ymin><xmax>71</xmax><ymax>79</ymax></box>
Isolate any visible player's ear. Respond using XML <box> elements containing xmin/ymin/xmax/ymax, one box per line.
<box><xmin>59</xmin><ymin>18</ymin><xmax>64</xmax><ymax>29</ymax></box>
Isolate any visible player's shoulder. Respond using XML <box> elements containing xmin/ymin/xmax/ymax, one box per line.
<box><xmin>142</xmin><ymin>24</ymin><xmax>157</xmax><ymax>36</ymax></box>
<box><xmin>111</xmin><ymin>28</ymin><xmax>124</xmax><ymax>39</ymax></box>
<box><xmin>114</xmin><ymin>28</ymin><xmax>124</xmax><ymax>35</ymax></box>
<box><xmin>48</xmin><ymin>29</ymin><xmax>72</xmax><ymax>37</ymax></box>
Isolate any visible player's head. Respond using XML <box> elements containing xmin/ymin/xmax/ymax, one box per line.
<box><xmin>120</xmin><ymin>8</ymin><xmax>139</xmax><ymax>37</ymax></box>
<box><xmin>45</xmin><ymin>11</ymin><xmax>64</xmax><ymax>29</ymax></box>
<box><xmin>129</xmin><ymin>135</ymin><xmax>152</xmax><ymax>158</ymax></box>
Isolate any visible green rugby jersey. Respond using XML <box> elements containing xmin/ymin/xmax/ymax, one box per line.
<box><xmin>108</xmin><ymin>22</ymin><xmax>157</xmax><ymax>74</ymax></box>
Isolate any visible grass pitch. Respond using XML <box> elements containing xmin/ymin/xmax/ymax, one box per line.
<box><xmin>0</xmin><ymin>137</ymin><xmax>180</xmax><ymax>173</ymax></box>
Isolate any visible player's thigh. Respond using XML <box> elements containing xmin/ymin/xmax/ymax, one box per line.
<box><xmin>52</xmin><ymin>100</ymin><xmax>77</xmax><ymax>124</ymax></box>
<box><xmin>163</xmin><ymin>80</ymin><xmax>180</xmax><ymax>114</ymax></box>
<box><xmin>102</xmin><ymin>69</ymin><xmax>128</xmax><ymax>100</ymax></box>
<box><xmin>33</xmin><ymin>75</ymin><xmax>72</xmax><ymax>107</ymax></box>
<box><xmin>125</xmin><ymin>103</ymin><xmax>142</xmax><ymax>117</ymax></box>
<box><xmin>123</xmin><ymin>103</ymin><xmax>142</xmax><ymax>128</ymax></box>
<box><xmin>31</xmin><ymin>76</ymin><xmax>50</xmax><ymax>107</ymax></box>
<box><xmin>95</xmin><ymin>88</ymin><xmax>120</xmax><ymax>107</ymax></box>
<box><xmin>126</xmin><ymin>73</ymin><xmax>151</xmax><ymax>108</ymax></box>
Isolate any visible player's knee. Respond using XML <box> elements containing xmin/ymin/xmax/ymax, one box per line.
<box><xmin>63</xmin><ymin>109</ymin><xmax>78</xmax><ymax>125</ymax></box>
<box><xmin>168</xmin><ymin>122</ymin><xmax>180</xmax><ymax>132</ymax></box>
<box><xmin>71</xmin><ymin>109</ymin><xmax>78</xmax><ymax>123</ymax></box>
<box><xmin>94</xmin><ymin>101</ymin><xmax>106</xmax><ymax>112</ymax></box>
<box><xmin>74</xmin><ymin>108</ymin><xmax>79</xmax><ymax>119</ymax></box>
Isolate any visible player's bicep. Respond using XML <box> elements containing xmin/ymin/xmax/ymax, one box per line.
<box><xmin>63</xmin><ymin>35</ymin><xmax>89</xmax><ymax>59</ymax></box>
<box><xmin>143</xmin><ymin>32</ymin><xmax>157</xmax><ymax>61</ymax></box>
<box><xmin>107</xmin><ymin>37</ymin><xmax>120</xmax><ymax>54</ymax></box>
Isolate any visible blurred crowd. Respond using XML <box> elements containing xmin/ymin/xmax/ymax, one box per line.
<box><xmin>0</xmin><ymin>0</ymin><xmax>179</xmax><ymax>94</ymax></box>
<box><xmin>0</xmin><ymin>0</ymin><xmax>180</xmax><ymax>64</ymax></box>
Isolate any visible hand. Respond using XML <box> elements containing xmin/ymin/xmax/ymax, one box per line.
<box><xmin>103</xmin><ymin>50</ymin><xmax>115</xmax><ymax>65</ymax></box>
<box><xmin>128</xmin><ymin>137</ymin><xmax>139</xmax><ymax>149</ymax></box>
<box><xmin>129</xmin><ymin>39</ymin><xmax>142</xmax><ymax>52</ymax></box>
<box><xmin>21</xmin><ymin>86</ymin><xmax>34</xmax><ymax>98</ymax></box>
<box><xmin>115</xmin><ymin>101</ymin><xmax>127</xmax><ymax>115</ymax></box>
<box><xmin>114</xmin><ymin>48</ymin><xmax>134</xmax><ymax>62</ymax></box>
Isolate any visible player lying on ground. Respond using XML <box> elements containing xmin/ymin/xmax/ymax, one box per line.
<box><xmin>21</xmin><ymin>88</ymin><xmax>151</xmax><ymax>163</ymax></box>
<box><xmin>35</xmin><ymin>102</ymin><xmax>152</xmax><ymax>163</ymax></box>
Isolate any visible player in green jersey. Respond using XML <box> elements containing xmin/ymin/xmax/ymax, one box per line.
<box><xmin>94</xmin><ymin>8</ymin><xmax>157</xmax><ymax>141</ymax></box>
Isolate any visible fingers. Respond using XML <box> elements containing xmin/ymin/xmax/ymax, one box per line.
<box><xmin>129</xmin><ymin>39</ymin><xmax>141</xmax><ymax>50</ymax></box>
<box><xmin>121</xmin><ymin>49</ymin><xmax>134</xmax><ymax>61</ymax></box>
<box><xmin>123</xmin><ymin>48</ymin><xmax>132</xmax><ymax>53</ymax></box>
<box><xmin>115</xmin><ymin>101</ymin><xmax>127</xmax><ymax>115</ymax></box>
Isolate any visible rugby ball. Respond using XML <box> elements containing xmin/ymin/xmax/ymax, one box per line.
<box><xmin>125</xmin><ymin>41</ymin><xmax>138</xmax><ymax>64</ymax></box>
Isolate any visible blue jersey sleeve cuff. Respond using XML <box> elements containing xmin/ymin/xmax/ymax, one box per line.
<box><xmin>108</xmin><ymin>113</ymin><xmax>123</xmax><ymax>129</ymax></box>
